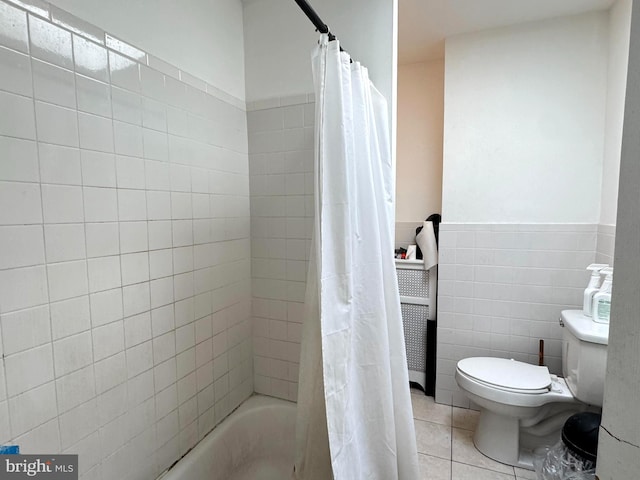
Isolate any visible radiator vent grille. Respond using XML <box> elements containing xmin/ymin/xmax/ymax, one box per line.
<box><xmin>400</xmin><ymin>303</ymin><xmax>428</xmax><ymax>371</ymax></box>
<box><xmin>397</xmin><ymin>268</ymin><xmax>430</xmax><ymax>297</ymax></box>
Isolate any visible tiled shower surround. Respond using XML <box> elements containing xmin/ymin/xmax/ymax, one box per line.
<box><xmin>0</xmin><ymin>1</ymin><xmax>252</xmax><ymax>478</ymax></box>
<box><xmin>247</xmin><ymin>95</ymin><xmax>315</xmax><ymax>402</ymax></box>
<box><xmin>436</xmin><ymin>223</ymin><xmax>615</xmax><ymax>407</ymax></box>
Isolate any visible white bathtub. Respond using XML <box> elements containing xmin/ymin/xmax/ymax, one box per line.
<box><xmin>158</xmin><ymin>395</ymin><xmax>296</xmax><ymax>480</ymax></box>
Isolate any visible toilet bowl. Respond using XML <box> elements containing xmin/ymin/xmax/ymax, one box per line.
<box><xmin>456</xmin><ymin>358</ymin><xmax>585</xmax><ymax>469</ymax></box>
<box><xmin>454</xmin><ymin>310</ymin><xmax>609</xmax><ymax>470</ymax></box>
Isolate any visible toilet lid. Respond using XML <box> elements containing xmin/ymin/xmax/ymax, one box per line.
<box><xmin>458</xmin><ymin>357</ymin><xmax>551</xmax><ymax>394</ymax></box>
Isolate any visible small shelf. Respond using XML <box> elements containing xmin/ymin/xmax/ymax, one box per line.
<box><xmin>395</xmin><ymin>259</ymin><xmax>425</xmax><ymax>269</ymax></box>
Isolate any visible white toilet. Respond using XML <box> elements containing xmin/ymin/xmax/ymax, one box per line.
<box><xmin>455</xmin><ymin>310</ymin><xmax>609</xmax><ymax>470</ymax></box>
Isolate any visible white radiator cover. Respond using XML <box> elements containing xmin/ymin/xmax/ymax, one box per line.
<box><xmin>395</xmin><ymin>260</ymin><xmax>437</xmax><ymax>391</ymax></box>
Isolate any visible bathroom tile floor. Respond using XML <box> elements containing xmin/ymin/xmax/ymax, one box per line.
<box><xmin>411</xmin><ymin>391</ymin><xmax>537</xmax><ymax>480</ymax></box>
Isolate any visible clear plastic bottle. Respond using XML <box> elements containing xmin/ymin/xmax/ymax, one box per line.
<box><xmin>583</xmin><ymin>264</ymin><xmax>608</xmax><ymax>317</ymax></box>
<box><xmin>592</xmin><ymin>267</ymin><xmax>613</xmax><ymax>324</ymax></box>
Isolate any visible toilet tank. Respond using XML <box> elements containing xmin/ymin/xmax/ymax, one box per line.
<box><xmin>561</xmin><ymin>310</ymin><xmax>609</xmax><ymax>406</ymax></box>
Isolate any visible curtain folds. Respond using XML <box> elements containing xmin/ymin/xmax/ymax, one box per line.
<box><xmin>294</xmin><ymin>35</ymin><xmax>419</xmax><ymax>480</ymax></box>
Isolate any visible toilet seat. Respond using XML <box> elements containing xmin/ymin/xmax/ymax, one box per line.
<box><xmin>457</xmin><ymin>357</ymin><xmax>551</xmax><ymax>395</ymax></box>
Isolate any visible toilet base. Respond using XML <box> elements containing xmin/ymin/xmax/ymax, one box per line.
<box><xmin>473</xmin><ymin>405</ymin><xmax>585</xmax><ymax>470</ymax></box>
<box><xmin>473</xmin><ymin>409</ymin><xmax>531</xmax><ymax>469</ymax></box>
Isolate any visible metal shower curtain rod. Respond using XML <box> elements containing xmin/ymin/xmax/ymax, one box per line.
<box><xmin>294</xmin><ymin>0</ymin><xmax>347</xmax><ymax>55</ymax></box>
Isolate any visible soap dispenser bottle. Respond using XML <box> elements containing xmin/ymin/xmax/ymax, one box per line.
<box><xmin>592</xmin><ymin>267</ymin><xmax>613</xmax><ymax>324</ymax></box>
<box><xmin>583</xmin><ymin>263</ymin><xmax>608</xmax><ymax>317</ymax></box>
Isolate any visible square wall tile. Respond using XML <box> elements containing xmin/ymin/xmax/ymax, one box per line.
<box><xmin>5</xmin><ymin>343</ymin><xmax>54</xmax><ymax>396</ymax></box>
<box><xmin>76</xmin><ymin>74</ymin><xmax>112</xmax><ymax>117</ymax></box>
<box><xmin>56</xmin><ymin>365</ymin><xmax>96</xmax><ymax>413</ymax></box>
<box><xmin>0</xmin><ymin>181</ymin><xmax>42</xmax><ymax>225</ymax></box>
<box><xmin>35</xmin><ymin>101</ymin><xmax>78</xmax><ymax>147</ymax></box>
<box><xmin>29</xmin><ymin>14</ymin><xmax>73</xmax><ymax>69</ymax></box>
<box><xmin>81</xmin><ymin>150</ymin><xmax>117</xmax><ymax>187</ymax></box>
<box><xmin>8</xmin><ymin>382</ymin><xmax>57</xmax><ymax>437</ymax></box>
<box><xmin>32</xmin><ymin>59</ymin><xmax>76</xmax><ymax>108</ymax></box>
<box><xmin>39</xmin><ymin>144</ymin><xmax>82</xmax><ymax>186</ymax></box>
<box><xmin>0</xmin><ymin>2</ymin><xmax>29</xmax><ymax>53</ymax></box>
<box><xmin>53</xmin><ymin>331</ymin><xmax>93</xmax><ymax>377</ymax></box>
<box><xmin>122</xmin><ymin>282</ymin><xmax>150</xmax><ymax>317</ymax></box>
<box><xmin>116</xmin><ymin>155</ymin><xmax>145</xmax><ymax>189</ymax></box>
<box><xmin>121</xmin><ymin>252</ymin><xmax>149</xmax><ymax>286</ymax></box>
<box><xmin>0</xmin><ymin>90</ymin><xmax>36</xmax><ymax>139</ymax></box>
<box><xmin>124</xmin><ymin>312</ymin><xmax>152</xmax><ymax>348</ymax></box>
<box><xmin>109</xmin><ymin>51</ymin><xmax>140</xmax><ymax>93</ymax></box>
<box><xmin>0</xmin><ymin>225</ymin><xmax>45</xmax><ymax>269</ymax></box>
<box><xmin>114</xmin><ymin>121</ymin><xmax>143</xmax><ymax>157</ymax></box>
<box><xmin>73</xmin><ymin>34</ymin><xmax>108</xmax><ymax>82</ymax></box>
<box><xmin>83</xmin><ymin>187</ymin><xmax>118</xmax><ymax>222</ymax></box>
<box><xmin>112</xmin><ymin>87</ymin><xmax>142</xmax><ymax>125</ymax></box>
<box><xmin>120</xmin><ymin>221</ymin><xmax>148</xmax><ymax>254</ymax></box>
<box><xmin>90</xmin><ymin>288</ymin><xmax>124</xmax><ymax>327</ymax></box>
<box><xmin>47</xmin><ymin>260</ymin><xmax>88</xmax><ymax>302</ymax></box>
<box><xmin>0</xmin><ymin>45</ymin><xmax>32</xmax><ymax>96</ymax></box>
<box><xmin>59</xmin><ymin>398</ymin><xmax>98</xmax><ymax>450</ymax></box>
<box><xmin>94</xmin><ymin>352</ymin><xmax>126</xmax><ymax>395</ymax></box>
<box><xmin>42</xmin><ymin>184</ymin><xmax>84</xmax><ymax>223</ymax></box>
<box><xmin>78</xmin><ymin>112</ymin><xmax>114</xmax><ymax>152</ymax></box>
<box><xmin>50</xmin><ymin>295</ymin><xmax>91</xmax><ymax>340</ymax></box>
<box><xmin>118</xmin><ymin>189</ymin><xmax>147</xmax><ymax>221</ymax></box>
<box><xmin>1</xmin><ymin>305</ymin><xmax>50</xmax><ymax>356</ymax></box>
<box><xmin>92</xmin><ymin>320</ymin><xmax>125</xmax><ymax>361</ymax></box>
<box><xmin>0</xmin><ymin>136</ymin><xmax>39</xmax><ymax>183</ymax></box>
<box><xmin>88</xmin><ymin>256</ymin><xmax>122</xmax><ymax>293</ymax></box>
<box><xmin>0</xmin><ymin>265</ymin><xmax>48</xmax><ymax>314</ymax></box>
<box><xmin>85</xmin><ymin>222</ymin><xmax>119</xmax><ymax>257</ymax></box>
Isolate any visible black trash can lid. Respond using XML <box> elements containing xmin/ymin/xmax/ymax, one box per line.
<box><xmin>561</xmin><ymin>412</ymin><xmax>602</xmax><ymax>462</ymax></box>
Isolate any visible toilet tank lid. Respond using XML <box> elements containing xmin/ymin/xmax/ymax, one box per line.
<box><xmin>561</xmin><ymin>310</ymin><xmax>609</xmax><ymax>345</ymax></box>
<box><xmin>457</xmin><ymin>357</ymin><xmax>551</xmax><ymax>392</ymax></box>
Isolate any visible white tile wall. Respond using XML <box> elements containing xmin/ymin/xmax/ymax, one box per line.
<box><xmin>435</xmin><ymin>223</ymin><xmax>601</xmax><ymax>407</ymax></box>
<box><xmin>0</xmin><ymin>1</ymin><xmax>251</xmax><ymax>478</ymax></box>
<box><xmin>247</xmin><ymin>94</ymin><xmax>314</xmax><ymax>401</ymax></box>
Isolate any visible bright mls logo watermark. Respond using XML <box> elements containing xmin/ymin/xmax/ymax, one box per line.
<box><xmin>0</xmin><ymin>455</ymin><xmax>77</xmax><ymax>479</ymax></box>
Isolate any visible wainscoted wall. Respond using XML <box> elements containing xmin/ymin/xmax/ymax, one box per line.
<box><xmin>436</xmin><ymin>223</ymin><xmax>600</xmax><ymax>407</ymax></box>
<box><xmin>247</xmin><ymin>94</ymin><xmax>315</xmax><ymax>401</ymax></box>
<box><xmin>0</xmin><ymin>1</ymin><xmax>251</xmax><ymax>478</ymax></box>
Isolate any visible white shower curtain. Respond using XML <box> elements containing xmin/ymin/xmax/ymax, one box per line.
<box><xmin>294</xmin><ymin>35</ymin><xmax>420</xmax><ymax>480</ymax></box>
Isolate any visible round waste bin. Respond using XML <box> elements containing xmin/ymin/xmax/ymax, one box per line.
<box><xmin>534</xmin><ymin>412</ymin><xmax>601</xmax><ymax>480</ymax></box>
<box><xmin>562</xmin><ymin>412</ymin><xmax>601</xmax><ymax>464</ymax></box>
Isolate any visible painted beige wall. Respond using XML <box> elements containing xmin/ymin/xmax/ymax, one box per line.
<box><xmin>396</xmin><ymin>60</ymin><xmax>444</xmax><ymax>222</ymax></box>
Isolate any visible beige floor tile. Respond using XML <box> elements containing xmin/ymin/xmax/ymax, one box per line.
<box><xmin>514</xmin><ymin>466</ymin><xmax>537</xmax><ymax>479</ymax></box>
<box><xmin>419</xmin><ymin>453</ymin><xmax>451</xmax><ymax>480</ymax></box>
<box><xmin>451</xmin><ymin>428</ymin><xmax>514</xmax><ymax>475</ymax></box>
<box><xmin>415</xmin><ymin>419</ymin><xmax>452</xmax><ymax>460</ymax></box>
<box><xmin>452</xmin><ymin>407</ymin><xmax>479</xmax><ymax>431</ymax></box>
<box><xmin>451</xmin><ymin>462</ymin><xmax>515</xmax><ymax>480</ymax></box>
<box><xmin>412</xmin><ymin>392</ymin><xmax>453</xmax><ymax>426</ymax></box>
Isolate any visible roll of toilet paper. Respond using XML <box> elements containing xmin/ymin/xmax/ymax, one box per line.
<box><xmin>416</xmin><ymin>221</ymin><xmax>438</xmax><ymax>270</ymax></box>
